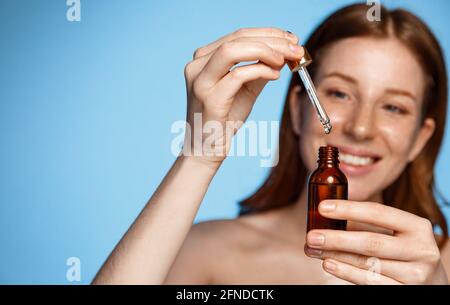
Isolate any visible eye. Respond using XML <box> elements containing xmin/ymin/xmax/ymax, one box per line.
<box><xmin>383</xmin><ymin>104</ymin><xmax>406</xmax><ymax>114</ymax></box>
<box><xmin>327</xmin><ymin>89</ymin><xmax>349</xmax><ymax>100</ymax></box>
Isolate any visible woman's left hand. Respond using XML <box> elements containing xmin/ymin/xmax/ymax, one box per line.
<box><xmin>304</xmin><ymin>200</ymin><xmax>449</xmax><ymax>284</ymax></box>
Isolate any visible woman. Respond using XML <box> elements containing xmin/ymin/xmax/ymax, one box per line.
<box><xmin>93</xmin><ymin>3</ymin><xmax>450</xmax><ymax>284</ymax></box>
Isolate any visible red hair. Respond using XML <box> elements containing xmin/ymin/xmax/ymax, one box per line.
<box><xmin>240</xmin><ymin>3</ymin><xmax>448</xmax><ymax>246</ymax></box>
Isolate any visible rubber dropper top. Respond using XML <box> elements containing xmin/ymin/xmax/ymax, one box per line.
<box><xmin>287</xmin><ymin>47</ymin><xmax>332</xmax><ymax>135</ymax></box>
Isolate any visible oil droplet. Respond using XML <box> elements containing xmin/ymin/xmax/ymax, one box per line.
<box><xmin>323</xmin><ymin>123</ymin><xmax>332</xmax><ymax>134</ymax></box>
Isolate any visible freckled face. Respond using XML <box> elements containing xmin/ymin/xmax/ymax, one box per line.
<box><xmin>294</xmin><ymin>37</ymin><xmax>435</xmax><ymax>201</ymax></box>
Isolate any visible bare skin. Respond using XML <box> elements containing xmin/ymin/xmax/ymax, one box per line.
<box><xmin>164</xmin><ymin>190</ymin><xmax>450</xmax><ymax>284</ymax></box>
<box><xmin>165</xmin><ymin>190</ymin><xmax>351</xmax><ymax>284</ymax></box>
<box><xmin>93</xmin><ymin>27</ymin><xmax>304</xmax><ymax>284</ymax></box>
<box><xmin>93</xmin><ymin>27</ymin><xmax>450</xmax><ymax>285</ymax></box>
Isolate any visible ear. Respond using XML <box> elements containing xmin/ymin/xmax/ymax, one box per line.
<box><xmin>289</xmin><ymin>85</ymin><xmax>302</xmax><ymax>136</ymax></box>
<box><xmin>407</xmin><ymin>117</ymin><xmax>435</xmax><ymax>162</ymax></box>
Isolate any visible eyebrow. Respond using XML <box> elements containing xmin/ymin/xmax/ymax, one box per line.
<box><xmin>323</xmin><ymin>72</ymin><xmax>417</xmax><ymax>102</ymax></box>
<box><xmin>384</xmin><ymin>88</ymin><xmax>417</xmax><ymax>102</ymax></box>
<box><xmin>322</xmin><ymin>72</ymin><xmax>358</xmax><ymax>84</ymax></box>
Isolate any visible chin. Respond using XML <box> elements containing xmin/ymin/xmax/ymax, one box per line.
<box><xmin>347</xmin><ymin>179</ymin><xmax>381</xmax><ymax>201</ymax></box>
<box><xmin>348</xmin><ymin>190</ymin><xmax>372</xmax><ymax>201</ymax></box>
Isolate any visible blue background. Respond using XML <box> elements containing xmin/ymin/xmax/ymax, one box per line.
<box><xmin>1</xmin><ymin>0</ymin><xmax>449</xmax><ymax>284</ymax></box>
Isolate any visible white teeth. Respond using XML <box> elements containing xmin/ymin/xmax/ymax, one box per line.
<box><xmin>340</xmin><ymin>153</ymin><xmax>375</xmax><ymax>166</ymax></box>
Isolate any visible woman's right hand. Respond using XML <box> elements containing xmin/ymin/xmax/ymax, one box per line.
<box><xmin>182</xmin><ymin>27</ymin><xmax>304</xmax><ymax>166</ymax></box>
<box><xmin>92</xmin><ymin>28</ymin><xmax>305</xmax><ymax>285</ymax></box>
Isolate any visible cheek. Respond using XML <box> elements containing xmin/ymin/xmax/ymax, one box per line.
<box><xmin>378</xmin><ymin>121</ymin><xmax>417</xmax><ymax>160</ymax></box>
<box><xmin>301</xmin><ymin>102</ymin><xmax>328</xmax><ymax>135</ymax></box>
<box><xmin>321</xmin><ymin>99</ymin><xmax>352</xmax><ymax>126</ymax></box>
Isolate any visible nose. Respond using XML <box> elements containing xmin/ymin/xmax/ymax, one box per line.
<box><xmin>343</xmin><ymin>104</ymin><xmax>376</xmax><ymax>141</ymax></box>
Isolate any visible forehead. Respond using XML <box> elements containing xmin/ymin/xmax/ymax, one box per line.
<box><xmin>315</xmin><ymin>37</ymin><xmax>426</xmax><ymax>102</ymax></box>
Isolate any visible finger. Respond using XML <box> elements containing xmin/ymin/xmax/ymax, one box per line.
<box><xmin>227</xmin><ymin>36</ymin><xmax>304</xmax><ymax>61</ymax></box>
<box><xmin>305</xmin><ymin>248</ymin><xmax>430</xmax><ymax>284</ymax></box>
<box><xmin>306</xmin><ymin>248</ymin><xmax>387</xmax><ymax>273</ymax></box>
<box><xmin>198</xmin><ymin>41</ymin><xmax>285</xmax><ymax>86</ymax></box>
<box><xmin>193</xmin><ymin>27</ymin><xmax>299</xmax><ymax>59</ymax></box>
<box><xmin>318</xmin><ymin>200</ymin><xmax>430</xmax><ymax>234</ymax></box>
<box><xmin>210</xmin><ymin>62</ymin><xmax>280</xmax><ymax>102</ymax></box>
<box><xmin>185</xmin><ymin>36</ymin><xmax>303</xmax><ymax>82</ymax></box>
<box><xmin>322</xmin><ymin>259</ymin><xmax>401</xmax><ymax>285</ymax></box>
<box><xmin>347</xmin><ymin>221</ymin><xmax>394</xmax><ymax>236</ymax></box>
<box><xmin>306</xmin><ymin>230</ymin><xmax>414</xmax><ymax>260</ymax></box>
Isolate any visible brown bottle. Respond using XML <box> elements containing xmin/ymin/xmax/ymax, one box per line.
<box><xmin>307</xmin><ymin>146</ymin><xmax>348</xmax><ymax>232</ymax></box>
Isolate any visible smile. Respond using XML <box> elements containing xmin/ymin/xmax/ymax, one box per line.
<box><xmin>330</xmin><ymin>145</ymin><xmax>382</xmax><ymax>176</ymax></box>
<box><xmin>340</xmin><ymin>153</ymin><xmax>375</xmax><ymax>166</ymax></box>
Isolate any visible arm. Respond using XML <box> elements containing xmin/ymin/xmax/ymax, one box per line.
<box><xmin>93</xmin><ymin>27</ymin><xmax>303</xmax><ymax>284</ymax></box>
<box><xmin>92</xmin><ymin>156</ymin><xmax>219</xmax><ymax>284</ymax></box>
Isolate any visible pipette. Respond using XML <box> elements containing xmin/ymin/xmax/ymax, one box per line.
<box><xmin>287</xmin><ymin>48</ymin><xmax>332</xmax><ymax>134</ymax></box>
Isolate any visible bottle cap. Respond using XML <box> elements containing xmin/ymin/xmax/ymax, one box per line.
<box><xmin>287</xmin><ymin>47</ymin><xmax>312</xmax><ymax>72</ymax></box>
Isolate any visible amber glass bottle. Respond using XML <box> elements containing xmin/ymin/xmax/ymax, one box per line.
<box><xmin>307</xmin><ymin>146</ymin><xmax>348</xmax><ymax>232</ymax></box>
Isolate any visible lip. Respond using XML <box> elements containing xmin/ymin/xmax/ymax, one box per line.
<box><xmin>329</xmin><ymin>144</ymin><xmax>382</xmax><ymax>177</ymax></box>
<box><xmin>335</xmin><ymin>145</ymin><xmax>382</xmax><ymax>159</ymax></box>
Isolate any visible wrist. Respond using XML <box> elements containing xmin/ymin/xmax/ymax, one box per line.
<box><xmin>177</xmin><ymin>154</ymin><xmax>223</xmax><ymax>173</ymax></box>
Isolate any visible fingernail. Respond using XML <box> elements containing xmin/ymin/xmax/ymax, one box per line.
<box><xmin>289</xmin><ymin>43</ymin><xmax>303</xmax><ymax>55</ymax></box>
<box><xmin>323</xmin><ymin>260</ymin><xmax>337</xmax><ymax>271</ymax></box>
<box><xmin>307</xmin><ymin>233</ymin><xmax>325</xmax><ymax>247</ymax></box>
<box><xmin>285</xmin><ymin>30</ymin><xmax>298</xmax><ymax>43</ymax></box>
<box><xmin>320</xmin><ymin>200</ymin><xmax>336</xmax><ymax>212</ymax></box>
<box><xmin>305</xmin><ymin>247</ymin><xmax>323</xmax><ymax>257</ymax></box>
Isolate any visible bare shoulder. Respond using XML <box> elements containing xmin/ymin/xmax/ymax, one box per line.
<box><xmin>163</xmin><ymin>219</ymin><xmax>234</xmax><ymax>284</ymax></box>
<box><xmin>187</xmin><ymin>208</ymin><xmax>283</xmax><ymax>253</ymax></box>
<box><xmin>164</xmin><ymin>208</ymin><xmax>287</xmax><ymax>284</ymax></box>
<box><xmin>189</xmin><ymin>206</ymin><xmax>289</xmax><ymax>251</ymax></box>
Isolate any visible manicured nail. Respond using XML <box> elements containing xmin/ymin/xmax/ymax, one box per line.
<box><xmin>320</xmin><ymin>200</ymin><xmax>336</xmax><ymax>212</ymax></box>
<box><xmin>323</xmin><ymin>260</ymin><xmax>337</xmax><ymax>271</ymax></box>
<box><xmin>307</xmin><ymin>233</ymin><xmax>325</xmax><ymax>247</ymax></box>
<box><xmin>285</xmin><ymin>30</ymin><xmax>298</xmax><ymax>43</ymax></box>
<box><xmin>289</xmin><ymin>43</ymin><xmax>303</xmax><ymax>55</ymax></box>
<box><xmin>305</xmin><ymin>246</ymin><xmax>323</xmax><ymax>257</ymax></box>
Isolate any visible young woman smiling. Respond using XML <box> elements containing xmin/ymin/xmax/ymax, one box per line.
<box><xmin>93</xmin><ymin>4</ymin><xmax>450</xmax><ymax>284</ymax></box>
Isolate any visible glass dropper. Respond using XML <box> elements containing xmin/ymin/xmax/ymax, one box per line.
<box><xmin>287</xmin><ymin>48</ymin><xmax>332</xmax><ymax>134</ymax></box>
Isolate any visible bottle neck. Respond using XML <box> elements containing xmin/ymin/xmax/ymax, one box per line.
<box><xmin>317</xmin><ymin>146</ymin><xmax>340</xmax><ymax>168</ymax></box>
<box><xmin>318</xmin><ymin>159</ymin><xmax>339</xmax><ymax>168</ymax></box>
